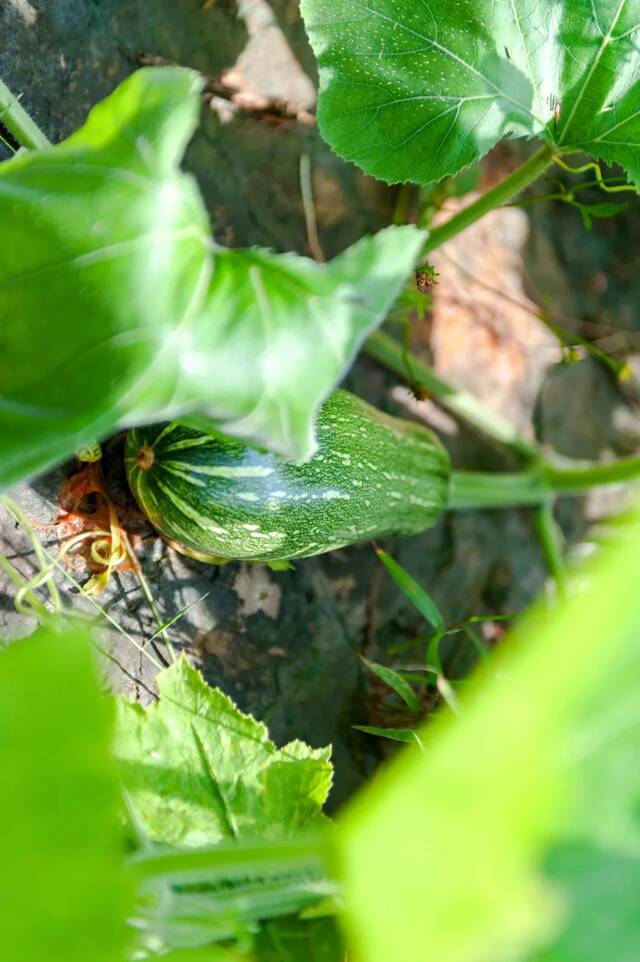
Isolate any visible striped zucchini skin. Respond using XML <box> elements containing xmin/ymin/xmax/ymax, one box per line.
<box><xmin>125</xmin><ymin>390</ymin><xmax>450</xmax><ymax>563</ymax></box>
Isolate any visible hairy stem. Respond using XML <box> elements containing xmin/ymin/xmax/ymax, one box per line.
<box><xmin>365</xmin><ymin>329</ymin><xmax>538</xmax><ymax>459</ymax></box>
<box><xmin>364</xmin><ymin>147</ymin><xmax>559</xmax><ymax>455</ymax></box>
<box><xmin>0</xmin><ymin>78</ymin><xmax>50</xmax><ymax>151</ymax></box>
<box><xmin>422</xmin><ymin>143</ymin><xmax>556</xmax><ymax>255</ymax></box>
<box><xmin>129</xmin><ymin>834</ymin><xmax>329</xmax><ymax>885</ymax></box>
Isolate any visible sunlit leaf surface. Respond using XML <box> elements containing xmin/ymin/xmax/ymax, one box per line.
<box><xmin>0</xmin><ymin>67</ymin><xmax>424</xmax><ymax>487</ymax></box>
<box><xmin>302</xmin><ymin>0</ymin><xmax>640</xmax><ymax>185</ymax></box>
<box><xmin>338</xmin><ymin>509</ymin><xmax>640</xmax><ymax>962</ymax></box>
<box><xmin>115</xmin><ymin>656</ymin><xmax>333</xmax><ymax>847</ymax></box>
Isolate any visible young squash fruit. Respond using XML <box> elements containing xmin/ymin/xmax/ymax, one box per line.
<box><xmin>125</xmin><ymin>390</ymin><xmax>450</xmax><ymax>563</ymax></box>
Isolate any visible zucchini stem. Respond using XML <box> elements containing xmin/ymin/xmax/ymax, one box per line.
<box><xmin>542</xmin><ymin>455</ymin><xmax>640</xmax><ymax>491</ymax></box>
<box><xmin>449</xmin><ymin>471</ymin><xmax>547</xmax><ymax>509</ymax></box>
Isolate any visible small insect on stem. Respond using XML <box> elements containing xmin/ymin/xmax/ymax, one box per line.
<box><xmin>415</xmin><ymin>264</ymin><xmax>439</xmax><ymax>293</ymax></box>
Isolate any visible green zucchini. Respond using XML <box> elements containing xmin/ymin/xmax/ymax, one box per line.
<box><xmin>125</xmin><ymin>390</ymin><xmax>450</xmax><ymax>563</ymax></box>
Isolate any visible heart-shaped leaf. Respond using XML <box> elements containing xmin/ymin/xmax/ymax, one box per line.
<box><xmin>0</xmin><ymin>66</ymin><xmax>425</xmax><ymax>489</ymax></box>
<box><xmin>115</xmin><ymin>657</ymin><xmax>332</xmax><ymax>848</ymax></box>
<box><xmin>301</xmin><ymin>0</ymin><xmax>640</xmax><ymax>185</ymax></box>
<box><xmin>163</xmin><ymin>227</ymin><xmax>426</xmax><ymax>461</ymax></box>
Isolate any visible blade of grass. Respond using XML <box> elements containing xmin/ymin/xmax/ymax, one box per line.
<box><xmin>0</xmin><ymin>77</ymin><xmax>51</xmax><ymax>150</ymax></box>
<box><xmin>426</xmin><ymin>629</ymin><xmax>445</xmax><ymax>674</ymax></box>
<box><xmin>375</xmin><ymin>547</ymin><xmax>444</xmax><ymax>630</ymax></box>
<box><xmin>464</xmin><ymin>625</ymin><xmax>489</xmax><ymax>662</ymax></box>
<box><xmin>436</xmin><ymin>675</ymin><xmax>460</xmax><ymax>714</ymax></box>
<box><xmin>123</xmin><ymin>540</ymin><xmax>176</xmax><ymax>662</ymax></box>
<box><xmin>533</xmin><ymin>498</ymin><xmax>567</xmax><ymax>597</ymax></box>
<box><xmin>361</xmin><ymin>657</ymin><xmax>420</xmax><ymax>712</ymax></box>
<box><xmin>354</xmin><ymin>725</ymin><xmax>421</xmax><ymax>745</ymax></box>
<box><xmin>394</xmin><ymin>668</ymin><xmax>439</xmax><ymax>684</ymax></box>
<box><xmin>299</xmin><ymin>152</ymin><xmax>325</xmax><ymax>263</ymax></box>
<box><xmin>145</xmin><ymin>592</ymin><xmax>210</xmax><ymax>644</ymax></box>
<box><xmin>2</xmin><ymin>496</ymin><xmax>61</xmax><ymax>610</ymax></box>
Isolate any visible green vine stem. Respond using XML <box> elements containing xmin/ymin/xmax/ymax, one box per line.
<box><xmin>450</xmin><ymin>455</ymin><xmax>640</xmax><ymax>510</ymax></box>
<box><xmin>0</xmin><ymin>77</ymin><xmax>50</xmax><ymax>151</ymax></box>
<box><xmin>421</xmin><ymin>143</ymin><xmax>556</xmax><ymax>256</ymax></box>
<box><xmin>542</xmin><ymin>455</ymin><xmax>640</xmax><ymax>491</ymax></box>
<box><xmin>533</xmin><ymin>499</ymin><xmax>567</xmax><ymax>596</ymax></box>
<box><xmin>365</xmin><ymin>329</ymin><xmax>538</xmax><ymax>459</ymax></box>
<box><xmin>129</xmin><ymin>834</ymin><xmax>329</xmax><ymax>886</ymax></box>
<box><xmin>365</xmin><ymin>145</ymin><xmax>560</xmax><ymax>457</ymax></box>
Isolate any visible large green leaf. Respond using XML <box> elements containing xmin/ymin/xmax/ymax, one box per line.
<box><xmin>173</xmin><ymin>229</ymin><xmax>425</xmax><ymax>459</ymax></box>
<box><xmin>159</xmin><ymin>950</ymin><xmax>247</xmax><ymax>962</ymax></box>
<box><xmin>0</xmin><ymin>67</ymin><xmax>210</xmax><ymax>488</ymax></box>
<box><xmin>336</xmin><ymin>509</ymin><xmax>640</xmax><ymax>962</ymax></box>
<box><xmin>302</xmin><ymin>0</ymin><xmax>640</xmax><ymax>185</ymax></box>
<box><xmin>114</xmin><ymin>656</ymin><xmax>332</xmax><ymax>848</ymax></box>
<box><xmin>0</xmin><ymin>66</ymin><xmax>425</xmax><ymax>488</ymax></box>
<box><xmin>0</xmin><ymin>622</ymin><xmax>131</xmax><ymax>962</ymax></box>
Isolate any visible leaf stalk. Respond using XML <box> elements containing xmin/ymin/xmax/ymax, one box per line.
<box><xmin>129</xmin><ymin>834</ymin><xmax>330</xmax><ymax>886</ymax></box>
<box><xmin>364</xmin><ymin>329</ymin><xmax>538</xmax><ymax>459</ymax></box>
<box><xmin>421</xmin><ymin>143</ymin><xmax>556</xmax><ymax>255</ymax></box>
<box><xmin>0</xmin><ymin>77</ymin><xmax>50</xmax><ymax>151</ymax></box>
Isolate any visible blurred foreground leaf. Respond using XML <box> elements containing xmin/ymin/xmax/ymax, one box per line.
<box><xmin>339</xmin><ymin>510</ymin><xmax>640</xmax><ymax>962</ymax></box>
<box><xmin>0</xmin><ymin>623</ymin><xmax>131</xmax><ymax>962</ymax></box>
